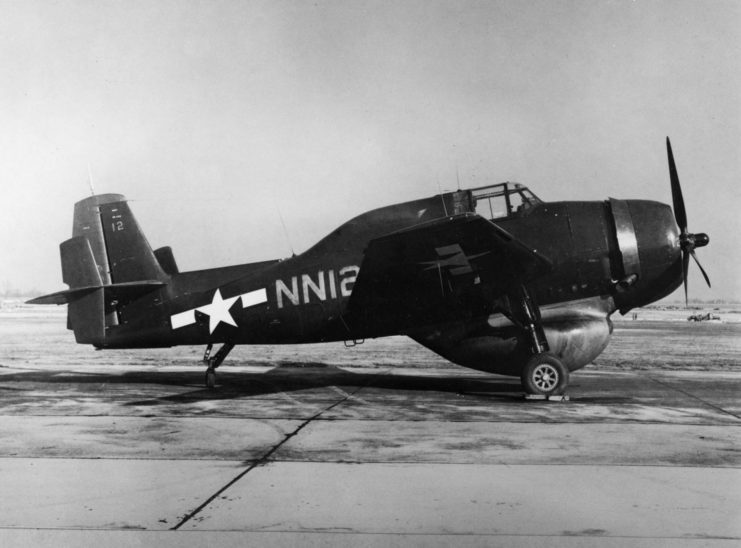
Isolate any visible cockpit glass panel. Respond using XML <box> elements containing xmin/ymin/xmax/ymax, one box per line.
<box><xmin>470</xmin><ymin>182</ymin><xmax>541</xmax><ymax>220</ymax></box>
<box><xmin>509</xmin><ymin>192</ymin><xmax>525</xmax><ymax>211</ymax></box>
<box><xmin>474</xmin><ymin>195</ymin><xmax>508</xmax><ymax>219</ymax></box>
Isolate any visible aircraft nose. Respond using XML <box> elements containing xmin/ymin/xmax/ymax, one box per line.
<box><xmin>610</xmin><ymin>199</ymin><xmax>683</xmax><ymax>312</ymax></box>
<box><xmin>630</xmin><ymin>200</ymin><xmax>682</xmax><ymax>283</ymax></box>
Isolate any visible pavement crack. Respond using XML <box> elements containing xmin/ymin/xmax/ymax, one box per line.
<box><xmin>171</xmin><ymin>384</ymin><xmax>364</xmax><ymax>530</ymax></box>
<box><xmin>646</xmin><ymin>375</ymin><xmax>741</xmax><ymax>421</ymax></box>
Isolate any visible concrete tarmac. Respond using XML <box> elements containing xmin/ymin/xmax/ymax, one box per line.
<box><xmin>0</xmin><ymin>363</ymin><xmax>739</xmax><ymax>547</ymax></box>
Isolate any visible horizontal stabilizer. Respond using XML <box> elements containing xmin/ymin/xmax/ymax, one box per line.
<box><xmin>27</xmin><ymin>280</ymin><xmax>166</xmax><ymax>306</ymax></box>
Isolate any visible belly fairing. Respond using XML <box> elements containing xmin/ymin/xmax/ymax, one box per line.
<box><xmin>411</xmin><ymin>298</ymin><xmax>614</xmax><ymax>377</ymax></box>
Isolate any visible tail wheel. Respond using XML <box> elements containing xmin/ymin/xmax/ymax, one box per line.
<box><xmin>521</xmin><ymin>353</ymin><xmax>569</xmax><ymax>396</ymax></box>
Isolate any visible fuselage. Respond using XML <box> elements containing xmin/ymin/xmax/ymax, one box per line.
<box><xmin>102</xmin><ymin>184</ymin><xmax>684</xmax><ymax>379</ymax></box>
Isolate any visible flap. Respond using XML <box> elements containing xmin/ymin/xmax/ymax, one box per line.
<box><xmin>346</xmin><ymin>213</ymin><xmax>551</xmax><ymax>334</ymax></box>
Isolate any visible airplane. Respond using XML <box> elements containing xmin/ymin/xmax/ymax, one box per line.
<box><xmin>29</xmin><ymin>138</ymin><xmax>710</xmax><ymax>397</ymax></box>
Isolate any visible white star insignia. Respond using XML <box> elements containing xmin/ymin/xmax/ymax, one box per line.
<box><xmin>196</xmin><ymin>289</ymin><xmax>239</xmax><ymax>334</ymax></box>
<box><xmin>169</xmin><ymin>287</ymin><xmax>268</xmax><ymax>332</ymax></box>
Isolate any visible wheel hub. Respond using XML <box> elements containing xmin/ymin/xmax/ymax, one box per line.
<box><xmin>533</xmin><ymin>364</ymin><xmax>558</xmax><ymax>391</ymax></box>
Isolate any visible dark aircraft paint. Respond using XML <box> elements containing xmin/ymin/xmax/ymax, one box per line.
<box><xmin>29</xmin><ymin>140</ymin><xmax>710</xmax><ymax>395</ymax></box>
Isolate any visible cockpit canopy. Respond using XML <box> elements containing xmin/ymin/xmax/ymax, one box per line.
<box><xmin>468</xmin><ymin>182</ymin><xmax>542</xmax><ymax>220</ymax></box>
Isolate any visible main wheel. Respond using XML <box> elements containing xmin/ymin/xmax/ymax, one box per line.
<box><xmin>521</xmin><ymin>353</ymin><xmax>569</xmax><ymax>396</ymax></box>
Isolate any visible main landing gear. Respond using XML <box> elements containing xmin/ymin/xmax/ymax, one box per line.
<box><xmin>521</xmin><ymin>352</ymin><xmax>569</xmax><ymax>397</ymax></box>
<box><xmin>202</xmin><ymin>342</ymin><xmax>235</xmax><ymax>389</ymax></box>
<box><xmin>505</xmin><ymin>285</ymin><xmax>569</xmax><ymax>399</ymax></box>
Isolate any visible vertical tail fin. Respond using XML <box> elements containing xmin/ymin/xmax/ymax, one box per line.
<box><xmin>73</xmin><ymin>194</ymin><xmax>166</xmax><ymax>284</ymax></box>
<box><xmin>68</xmin><ymin>194</ymin><xmax>168</xmax><ymax>344</ymax></box>
<box><xmin>28</xmin><ymin>194</ymin><xmax>169</xmax><ymax>346</ymax></box>
<box><xmin>27</xmin><ymin>194</ymin><xmax>167</xmax><ymax>345</ymax></box>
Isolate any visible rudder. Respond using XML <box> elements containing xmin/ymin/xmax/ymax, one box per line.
<box><xmin>60</xmin><ymin>235</ymin><xmax>105</xmax><ymax>343</ymax></box>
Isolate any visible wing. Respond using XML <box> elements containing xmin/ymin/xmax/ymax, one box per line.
<box><xmin>345</xmin><ymin>213</ymin><xmax>552</xmax><ymax>334</ymax></box>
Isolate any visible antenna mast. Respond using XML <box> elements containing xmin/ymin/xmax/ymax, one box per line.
<box><xmin>87</xmin><ymin>164</ymin><xmax>96</xmax><ymax>196</ymax></box>
<box><xmin>437</xmin><ymin>180</ymin><xmax>448</xmax><ymax>216</ymax></box>
<box><xmin>272</xmin><ymin>190</ymin><xmax>295</xmax><ymax>257</ymax></box>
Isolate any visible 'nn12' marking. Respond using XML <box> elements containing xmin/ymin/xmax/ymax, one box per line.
<box><xmin>276</xmin><ymin>266</ymin><xmax>359</xmax><ymax>308</ymax></box>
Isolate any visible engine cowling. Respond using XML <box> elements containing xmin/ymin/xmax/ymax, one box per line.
<box><xmin>609</xmin><ymin>199</ymin><xmax>683</xmax><ymax>313</ymax></box>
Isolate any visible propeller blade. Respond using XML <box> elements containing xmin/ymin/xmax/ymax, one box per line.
<box><xmin>690</xmin><ymin>249</ymin><xmax>711</xmax><ymax>288</ymax></box>
<box><xmin>682</xmin><ymin>249</ymin><xmax>690</xmax><ymax>306</ymax></box>
<box><xmin>666</xmin><ymin>137</ymin><xmax>687</xmax><ymax>232</ymax></box>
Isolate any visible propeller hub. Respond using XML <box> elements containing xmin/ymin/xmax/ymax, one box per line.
<box><xmin>694</xmin><ymin>233</ymin><xmax>709</xmax><ymax>248</ymax></box>
<box><xmin>680</xmin><ymin>232</ymin><xmax>710</xmax><ymax>251</ymax></box>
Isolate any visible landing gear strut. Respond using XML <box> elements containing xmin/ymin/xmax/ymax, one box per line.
<box><xmin>503</xmin><ymin>285</ymin><xmax>569</xmax><ymax>398</ymax></box>
<box><xmin>202</xmin><ymin>342</ymin><xmax>235</xmax><ymax>389</ymax></box>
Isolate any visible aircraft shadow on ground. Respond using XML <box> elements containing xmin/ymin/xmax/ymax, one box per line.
<box><xmin>130</xmin><ymin>365</ymin><xmax>525</xmax><ymax>406</ymax></box>
<box><xmin>0</xmin><ymin>363</ymin><xmax>524</xmax><ymax>406</ymax></box>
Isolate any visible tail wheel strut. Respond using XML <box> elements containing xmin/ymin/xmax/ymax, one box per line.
<box><xmin>202</xmin><ymin>342</ymin><xmax>235</xmax><ymax>389</ymax></box>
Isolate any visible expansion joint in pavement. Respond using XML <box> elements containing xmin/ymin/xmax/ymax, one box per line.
<box><xmin>646</xmin><ymin>374</ymin><xmax>741</xmax><ymax>421</ymax></box>
<box><xmin>170</xmin><ymin>383</ymin><xmax>366</xmax><ymax>530</ymax></box>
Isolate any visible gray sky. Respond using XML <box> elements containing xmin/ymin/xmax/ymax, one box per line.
<box><xmin>2</xmin><ymin>0</ymin><xmax>739</xmax><ymax>301</ymax></box>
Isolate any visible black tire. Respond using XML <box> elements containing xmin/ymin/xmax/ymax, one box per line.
<box><xmin>521</xmin><ymin>353</ymin><xmax>569</xmax><ymax>396</ymax></box>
